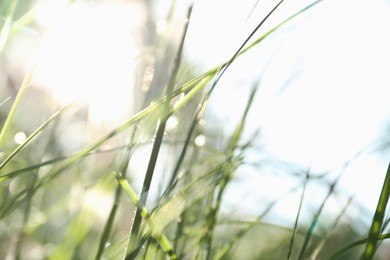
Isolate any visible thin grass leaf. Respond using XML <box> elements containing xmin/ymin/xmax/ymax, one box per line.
<box><xmin>297</xmin><ymin>173</ymin><xmax>343</xmax><ymax>260</ymax></box>
<box><xmin>211</xmin><ymin>0</ymin><xmax>286</xmax><ymax>90</ymax></box>
<box><xmin>165</xmin><ymin>3</ymin><xmax>327</xmax><ymax>212</ymax></box>
<box><xmin>287</xmin><ymin>171</ymin><xmax>310</xmax><ymax>260</ymax></box>
<box><xmin>0</xmin><ymin>186</ymin><xmax>28</xmax><ymax>219</ymax></box>
<box><xmin>310</xmin><ymin>195</ymin><xmax>354</xmax><ymax>259</ymax></box>
<box><xmin>29</xmin><ymin>76</ymin><xmax>207</xmax><ymax>192</ymax></box>
<box><xmin>0</xmin><ymin>96</ymin><xmax>11</xmax><ymax>107</ymax></box>
<box><xmin>8</xmin><ymin>0</ymin><xmax>50</xmax><ymax>38</ymax></box>
<box><xmin>362</xmin><ymin>162</ymin><xmax>390</xmax><ymax>260</ymax></box>
<box><xmin>128</xmin><ymin>5</ymin><xmax>194</xmax><ymax>255</ymax></box>
<box><xmin>128</xmin><ymin>158</ymin><xmax>220</xmax><ymax>259</ymax></box>
<box><xmin>95</xmin><ymin>123</ymin><xmax>140</xmax><ymax>260</ymax></box>
<box><xmin>95</xmin><ymin>188</ymin><xmax>120</xmax><ymax>260</ymax></box>
<box><xmin>0</xmin><ymin>68</ymin><xmax>34</xmax><ymax>148</ymax></box>
<box><xmin>201</xmin><ymin>86</ymin><xmax>258</xmax><ymax>260</ymax></box>
<box><xmin>215</xmin><ymin>182</ymin><xmax>304</xmax><ymax>259</ymax></box>
<box><xmin>0</xmin><ymin>144</ymin><xmax>129</xmax><ymax>181</ymax></box>
<box><xmin>0</xmin><ymin>102</ymin><xmax>75</xmax><ymax>170</ymax></box>
<box><xmin>0</xmin><ymin>0</ymin><xmax>18</xmax><ymax>50</ymax></box>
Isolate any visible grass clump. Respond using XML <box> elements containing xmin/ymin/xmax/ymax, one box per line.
<box><xmin>0</xmin><ymin>0</ymin><xmax>389</xmax><ymax>259</ymax></box>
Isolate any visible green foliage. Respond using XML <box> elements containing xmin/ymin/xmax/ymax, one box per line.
<box><xmin>0</xmin><ymin>0</ymin><xmax>389</xmax><ymax>259</ymax></box>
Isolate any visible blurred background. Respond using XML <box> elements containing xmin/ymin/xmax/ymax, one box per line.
<box><xmin>0</xmin><ymin>0</ymin><xmax>389</xmax><ymax>259</ymax></box>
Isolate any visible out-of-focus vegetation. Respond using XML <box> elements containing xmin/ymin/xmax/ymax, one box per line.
<box><xmin>0</xmin><ymin>0</ymin><xmax>389</xmax><ymax>259</ymax></box>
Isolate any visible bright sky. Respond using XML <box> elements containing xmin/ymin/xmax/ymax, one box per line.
<box><xmin>186</xmin><ymin>0</ymin><xmax>390</xmax><ymax>224</ymax></box>
<box><xmin>10</xmin><ymin>0</ymin><xmax>390</xmax><ymax>227</ymax></box>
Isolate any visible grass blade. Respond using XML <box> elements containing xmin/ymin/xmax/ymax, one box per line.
<box><xmin>297</xmin><ymin>174</ymin><xmax>342</xmax><ymax>259</ymax></box>
<box><xmin>0</xmin><ymin>0</ymin><xmax>18</xmax><ymax>51</ymax></box>
<box><xmin>362</xmin><ymin>162</ymin><xmax>390</xmax><ymax>259</ymax></box>
<box><xmin>287</xmin><ymin>171</ymin><xmax>310</xmax><ymax>260</ymax></box>
<box><xmin>0</xmin><ymin>68</ymin><xmax>34</xmax><ymax>148</ymax></box>
<box><xmin>0</xmin><ymin>102</ymin><xmax>75</xmax><ymax>170</ymax></box>
<box><xmin>328</xmin><ymin>233</ymin><xmax>390</xmax><ymax>260</ymax></box>
<box><xmin>128</xmin><ymin>4</ymin><xmax>194</xmax><ymax>253</ymax></box>
<box><xmin>117</xmin><ymin>174</ymin><xmax>178</xmax><ymax>260</ymax></box>
<box><xmin>310</xmin><ymin>195</ymin><xmax>354</xmax><ymax>259</ymax></box>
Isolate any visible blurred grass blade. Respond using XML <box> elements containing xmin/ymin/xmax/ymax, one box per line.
<box><xmin>0</xmin><ymin>144</ymin><xmax>128</xmax><ymax>181</ymax></box>
<box><xmin>50</xmin><ymin>209</ymin><xmax>94</xmax><ymax>260</ymax></box>
<box><xmin>0</xmin><ymin>96</ymin><xmax>11</xmax><ymax>107</ymax></box>
<box><xmin>201</xmin><ymin>85</ymin><xmax>258</xmax><ymax>260</ymax></box>
<box><xmin>129</xmin><ymin>4</ymin><xmax>194</xmax><ymax>251</ymax></box>
<box><xmin>287</xmin><ymin>171</ymin><xmax>310</xmax><ymax>260</ymax></box>
<box><xmin>362</xmin><ymin>162</ymin><xmax>390</xmax><ymax>260</ymax></box>
<box><xmin>0</xmin><ymin>0</ymin><xmax>18</xmax><ymax>51</ymax></box>
<box><xmin>0</xmin><ymin>68</ymin><xmax>34</xmax><ymax>148</ymax></box>
<box><xmin>117</xmin><ymin>173</ymin><xmax>178</xmax><ymax>260</ymax></box>
<box><xmin>8</xmin><ymin>0</ymin><xmax>50</xmax><ymax>38</ymax></box>
<box><xmin>215</xmin><ymin>183</ymin><xmax>303</xmax><ymax>259</ymax></box>
<box><xmin>328</xmin><ymin>233</ymin><xmax>390</xmax><ymax>260</ymax></box>
<box><xmin>297</xmin><ymin>175</ymin><xmax>342</xmax><ymax>259</ymax></box>
<box><xmin>311</xmin><ymin>195</ymin><xmax>353</xmax><ymax>259</ymax></box>
<box><xmin>0</xmin><ymin>102</ymin><xmax>75</xmax><ymax>170</ymax></box>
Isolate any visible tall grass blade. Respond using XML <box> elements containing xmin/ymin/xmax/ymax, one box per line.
<box><xmin>128</xmin><ymin>4</ymin><xmax>193</xmax><ymax>253</ymax></box>
<box><xmin>362</xmin><ymin>162</ymin><xmax>390</xmax><ymax>260</ymax></box>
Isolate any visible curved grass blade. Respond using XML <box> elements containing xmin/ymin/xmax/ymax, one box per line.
<box><xmin>162</xmin><ymin>0</ymin><xmax>323</xmax><ymax>201</ymax></box>
<box><xmin>0</xmin><ymin>68</ymin><xmax>34</xmax><ymax>148</ymax></box>
<box><xmin>211</xmin><ymin>0</ymin><xmax>286</xmax><ymax>89</ymax></box>
<box><xmin>362</xmin><ymin>162</ymin><xmax>390</xmax><ymax>260</ymax></box>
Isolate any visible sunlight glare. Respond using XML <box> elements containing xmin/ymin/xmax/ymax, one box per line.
<box><xmin>14</xmin><ymin>131</ymin><xmax>27</xmax><ymax>144</ymax></box>
<box><xmin>33</xmin><ymin>1</ymin><xmax>144</xmax><ymax>126</ymax></box>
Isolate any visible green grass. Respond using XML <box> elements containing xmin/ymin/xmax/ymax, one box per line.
<box><xmin>0</xmin><ymin>0</ymin><xmax>389</xmax><ymax>259</ymax></box>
